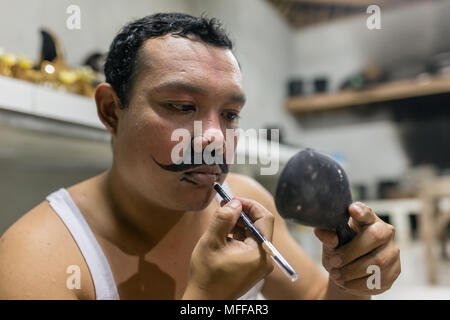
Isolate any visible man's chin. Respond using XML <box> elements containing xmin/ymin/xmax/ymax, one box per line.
<box><xmin>179</xmin><ymin>199</ymin><xmax>215</xmax><ymax>212</ymax></box>
<box><xmin>176</xmin><ymin>186</ymin><xmax>218</xmax><ymax>211</ymax></box>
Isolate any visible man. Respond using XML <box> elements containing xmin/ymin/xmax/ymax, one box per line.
<box><xmin>0</xmin><ymin>13</ymin><xmax>400</xmax><ymax>300</ymax></box>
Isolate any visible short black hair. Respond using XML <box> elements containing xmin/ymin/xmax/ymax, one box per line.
<box><xmin>104</xmin><ymin>12</ymin><xmax>234</xmax><ymax>108</ymax></box>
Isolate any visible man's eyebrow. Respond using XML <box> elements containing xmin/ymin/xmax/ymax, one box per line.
<box><xmin>151</xmin><ymin>80</ymin><xmax>246</xmax><ymax>104</ymax></box>
<box><xmin>230</xmin><ymin>93</ymin><xmax>246</xmax><ymax>104</ymax></box>
<box><xmin>152</xmin><ymin>81</ymin><xmax>205</xmax><ymax>95</ymax></box>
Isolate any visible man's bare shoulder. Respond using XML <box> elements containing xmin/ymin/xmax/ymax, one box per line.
<box><xmin>0</xmin><ymin>201</ymin><xmax>93</xmax><ymax>299</ymax></box>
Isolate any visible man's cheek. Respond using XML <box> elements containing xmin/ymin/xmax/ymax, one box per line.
<box><xmin>133</xmin><ymin>122</ymin><xmax>176</xmax><ymax>158</ymax></box>
<box><xmin>159</xmin><ymin>141</ymin><xmax>185</xmax><ymax>164</ymax></box>
<box><xmin>150</xmin><ymin>129</ymin><xmax>186</xmax><ymax>164</ymax></box>
<box><xmin>224</xmin><ymin>135</ymin><xmax>238</xmax><ymax>165</ymax></box>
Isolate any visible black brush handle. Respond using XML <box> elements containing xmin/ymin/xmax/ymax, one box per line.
<box><xmin>214</xmin><ymin>183</ymin><xmax>265</xmax><ymax>243</ymax></box>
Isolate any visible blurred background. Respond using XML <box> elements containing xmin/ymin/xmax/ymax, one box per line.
<box><xmin>0</xmin><ymin>0</ymin><xmax>449</xmax><ymax>299</ymax></box>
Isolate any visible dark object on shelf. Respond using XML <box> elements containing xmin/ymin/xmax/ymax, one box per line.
<box><xmin>288</xmin><ymin>79</ymin><xmax>304</xmax><ymax>97</ymax></box>
<box><xmin>340</xmin><ymin>74</ymin><xmax>364</xmax><ymax>90</ymax></box>
<box><xmin>40</xmin><ymin>30</ymin><xmax>58</xmax><ymax>63</ymax></box>
<box><xmin>83</xmin><ymin>52</ymin><xmax>106</xmax><ymax>74</ymax></box>
<box><xmin>275</xmin><ymin>148</ymin><xmax>355</xmax><ymax>247</ymax></box>
<box><xmin>313</xmin><ymin>77</ymin><xmax>328</xmax><ymax>93</ymax></box>
<box><xmin>340</xmin><ymin>65</ymin><xmax>388</xmax><ymax>91</ymax></box>
<box><xmin>38</xmin><ymin>29</ymin><xmax>66</xmax><ymax>67</ymax></box>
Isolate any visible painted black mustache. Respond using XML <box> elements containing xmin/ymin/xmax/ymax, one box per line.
<box><xmin>152</xmin><ymin>152</ymin><xmax>229</xmax><ymax>174</ymax></box>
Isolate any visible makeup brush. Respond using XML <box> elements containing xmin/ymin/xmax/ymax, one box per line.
<box><xmin>214</xmin><ymin>183</ymin><xmax>298</xmax><ymax>282</ymax></box>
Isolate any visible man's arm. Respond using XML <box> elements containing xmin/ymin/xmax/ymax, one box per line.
<box><xmin>0</xmin><ymin>202</ymin><xmax>92</xmax><ymax>299</ymax></box>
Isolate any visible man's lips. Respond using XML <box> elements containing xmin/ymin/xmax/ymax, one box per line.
<box><xmin>183</xmin><ymin>172</ymin><xmax>219</xmax><ymax>185</ymax></box>
<box><xmin>182</xmin><ymin>166</ymin><xmax>221</xmax><ymax>185</ymax></box>
<box><xmin>184</xmin><ymin>165</ymin><xmax>221</xmax><ymax>175</ymax></box>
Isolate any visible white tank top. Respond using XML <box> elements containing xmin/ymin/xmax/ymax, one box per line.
<box><xmin>46</xmin><ymin>182</ymin><xmax>264</xmax><ymax>300</ymax></box>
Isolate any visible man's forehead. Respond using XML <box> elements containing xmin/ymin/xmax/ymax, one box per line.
<box><xmin>139</xmin><ymin>34</ymin><xmax>241</xmax><ymax>76</ymax></box>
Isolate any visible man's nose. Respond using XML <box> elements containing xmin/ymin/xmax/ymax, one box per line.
<box><xmin>193</xmin><ymin>128</ymin><xmax>224</xmax><ymax>150</ymax></box>
<box><xmin>193</xmin><ymin>113</ymin><xmax>225</xmax><ymax>151</ymax></box>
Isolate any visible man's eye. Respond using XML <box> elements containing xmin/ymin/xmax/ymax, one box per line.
<box><xmin>168</xmin><ymin>104</ymin><xmax>195</xmax><ymax>112</ymax></box>
<box><xmin>223</xmin><ymin>111</ymin><xmax>240</xmax><ymax>121</ymax></box>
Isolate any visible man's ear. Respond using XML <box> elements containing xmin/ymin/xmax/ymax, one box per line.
<box><xmin>95</xmin><ymin>83</ymin><xmax>123</xmax><ymax>136</ymax></box>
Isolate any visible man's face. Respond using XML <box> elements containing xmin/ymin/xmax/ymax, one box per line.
<box><xmin>113</xmin><ymin>34</ymin><xmax>245</xmax><ymax>211</ymax></box>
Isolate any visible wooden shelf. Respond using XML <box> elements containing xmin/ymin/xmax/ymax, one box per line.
<box><xmin>286</xmin><ymin>76</ymin><xmax>450</xmax><ymax>113</ymax></box>
<box><xmin>267</xmin><ymin>0</ymin><xmax>426</xmax><ymax>29</ymax></box>
<box><xmin>0</xmin><ymin>75</ymin><xmax>103</xmax><ymax>129</ymax></box>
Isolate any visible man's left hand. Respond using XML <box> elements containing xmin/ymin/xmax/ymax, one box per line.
<box><xmin>314</xmin><ymin>202</ymin><xmax>401</xmax><ymax>296</ymax></box>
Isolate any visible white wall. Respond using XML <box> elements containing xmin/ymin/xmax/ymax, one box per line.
<box><xmin>0</xmin><ymin>0</ymin><xmax>192</xmax><ymax>66</ymax></box>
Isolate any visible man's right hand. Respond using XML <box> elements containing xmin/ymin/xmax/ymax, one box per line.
<box><xmin>182</xmin><ymin>197</ymin><xmax>275</xmax><ymax>300</ymax></box>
